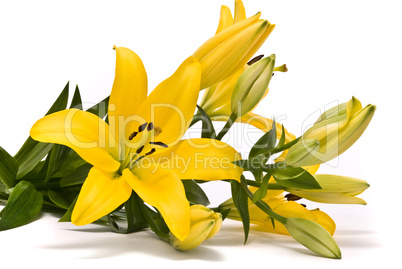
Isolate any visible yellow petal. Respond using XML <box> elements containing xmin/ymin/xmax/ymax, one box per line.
<box><xmin>124</xmin><ymin>167</ymin><xmax>190</xmax><ymax>241</ymax></box>
<box><xmin>194</xmin><ymin>12</ymin><xmax>261</xmax><ymax>60</ymax></box>
<box><xmin>199</xmin><ymin>20</ymin><xmax>268</xmax><ymax>89</ymax></box>
<box><xmin>72</xmin><ymin>167</ymin><xmax>132</xmax><ymax>225</ymax></box>
<box><xmin>147</xmin><ymin>138</ymin><xmax>243</xmax><ymax>182</ymax></box>
<box><xmin>215</xmin><ymin>5</ymin><xmax>234</xmax><ymax>34</ymax></box>
<box><xmin>201</xmin><ymin>67</ymin><xmax>245</xmax><ymax>113</ymax></box>
<box><xmin>233</xmin><ymin>0</ymin><xmax>246</xmax><ymax>23</ymax></box>
<box><xmin>258</xmin><ymin>199</ymin><xmax>316</xmax><ymax>235</ymax></box>
<box><xmin>230</xmin><ymin>24</ymin><xmax>276</xmax><ymax>73</ymax></box>
<box><xmin>134</xmin><ymin>56</ymin><xmax>201</xmax><ymax>147</ymax></box>
<box><xmin>30</xmin><ymin>109</ymin><xmax>120</xmax><ymax>172</ymax></box>
<box><xmin>109</xmin><ymin>46</ymin><xmax>148</xmax><ymax>148</ymax></box>
<box><xmin>310</xmin><ymin>210</ymin><xmax>336</xmax><ymax>236</ymax></box>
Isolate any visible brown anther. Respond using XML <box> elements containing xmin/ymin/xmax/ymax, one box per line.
<box><xmin>285</xmin><ymin>193</ymin><xmax>302</xmax><ymax>201</ymax></box>
<box><xmin>149</xmin><ymin>141</ymin><xmax>168</xmax><ymax>148</ymax></box>
<box><xmin>145</xmin><ymin>148</ymin><xmax>156</xmax><ymax>156</ymax></box>
<box><xmin>129</xmin><ymin>132</ymin><xmax>138</xmax><ymax>140</ymax></box>
<box><xmin>147</xmin><ymin>122</ymin><xmax>154</xmax><ymax>131</ymax></box>
<box><xmin>136</xmin><ymin>145</ymin><xmax>144</xmax><ymax>154</ymax></box>
<box><xmin>247</xmin><ymin>54</ymin><xmax>264</xmax><ymax>65</ymax></box>
<box><xmin>138</xmin><ymin>122</ymin><xmax>148</xmax><ymax>132</ymax></box>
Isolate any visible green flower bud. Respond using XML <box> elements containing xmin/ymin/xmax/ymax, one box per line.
<box><xmin>231</xmin><ymin>55</ymin><xmax>275</xmax><ymax>117</ymax></box>
<box><xmin>169</xmin><ymin>205</ymin><xmax>222</xmax><ymax>251</ymax></box>
<box><xmin>284</xmin><ymin>217</ymin><xmax>341</xmax><ymax>259</ymax></box>
<box><xmin>286</xmin><ymin>174</ymin><xmax>370</xmax><ymax>204</ymax></box>
<box><xmin>285</xmin><ymin>97</ymin><xmax>376</xmax><ymax>167</ymax></box>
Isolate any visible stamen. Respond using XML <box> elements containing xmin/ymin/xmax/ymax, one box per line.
<box><xmin>145</xmin><ymin>148</ymin><xmax>156</xmax><ymax>156</ymax></box>
<box><xmin>285</xmin><ymin>193</ymin><xmax>302</xmax><ymax>201</ymax></box>
<box><xmin>147</xmin><ymin>122</ymin><xmax>154</xmax><ymax>131</ymax></box>
<box><xmin>247</xmin><ymin>54</ymin><xmax>264</xmax><ymax>65</ymax></box>
<box><xmin>136</xmin><ymin>145</ymin><xmax>144</xmax><ymax>154</ymax></box>
<box><xmin>138</xmin><ymin>122</ymin><xmax>148</xmax><ymax>132</ymax></box>
<box><xmin>154</xmin><ymin>126</ymin><xmax>162</xmax><ymax>136</ymax></box>
<box><xmin>149</xmin><ymin>141</ymin><xmax>168</xmax><ymax>148</ymax></box>
<box><xmin>129</xmin><ymin>132</ymin><xmax>138</xmax><ymax>140</ymax></box>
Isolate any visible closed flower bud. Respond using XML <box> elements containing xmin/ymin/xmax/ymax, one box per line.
<box><xmin>285</xmin><ymin>97</ymin><xmax>376</xmax><ymax>167</ymax></box>
<box><xmin>193</xmin><ymin>0</ymin><xmax>275</xmax><ymax>89</ymax></box>
<box><xmin>284</xmin><ymin>217</ymin><xmax>341</xmax><ymax>259</ymax></box>
<box><xmin>286</xmin><ymin>174</ymin><xmax>370</xmax><ymax>204</ymax></box>
<box><xmin>231</xmin><ymin>55</ymin><xmax>275</xmax><ymax>116</ymax></box>
<box><xmin>169</xmin><ymin>205</ymin><xmax>222</xmax><ymax>251</ymax></box>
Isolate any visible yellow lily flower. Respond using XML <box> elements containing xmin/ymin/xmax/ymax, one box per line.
<box><xmin>286</xmin><ymin>174</ymin><xmax>370</xmax><ymax>204</ymax></box>
<box><xmin>169</xmin><ymin>205</ymin><xmax>222</xmax><ymax>251</ymax></box>
<box><xmin>30</xmin><ymin>47</ymin><xmax>243</xmax><ymax>241</ymax></box>
<box><xmin>194</xmin><ymin>0</ymin><xmax>275</xmax><ymax>89</ymax></box>
<box><xmin>221</xmin><ymin>187</ymin><xmax>335</xmax><ymax>236</ymax></box>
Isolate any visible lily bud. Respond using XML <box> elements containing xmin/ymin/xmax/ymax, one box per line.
<box><xmin>193</xmin><ymin>3</ymin><xmax>275</xmax><ymax>89</ymax></box>
<box><xmin>169</xmin><ymin>205</ymin><xmax>222</xmax><ymax>251</ymax></box>
<box><xmin>285</xmin><ymin>97</ymin><xmax>376</xmax><ymax>167</ymax></box>
<box><xmin>284</xmin><ymin>217</ymin><xmax>341</xmax><ymax>259</ymax></box>
<box><xmin>286</xmin><ymin>174</ymin><xmax>370</xmax><ymax>204</ymax></box>
<box><xmin>231</xmin><ymin>55</ymin><xmax>275</xmax><ymax>117</ymax></box>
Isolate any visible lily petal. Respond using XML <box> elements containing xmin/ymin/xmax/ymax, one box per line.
<box><xmin>148</xmin><ymin>138</ymin><xmax>243</xmax><ymax>181</ymax></box>
<box><xmin>30</xmin><ymin>109</ymin><xmax>120</xmax><ymax>172</ymax></box>
<box><xmin>72</xmin><ymin>167</ymin><xmax>132</xmax><ymax>225</ymax></box>
<box><xmin>123</xmin><ymin>167</ymin><xmax>190</xmax><ymax>241</ymax></box>
<box><xmin>136</xmin><ymin>56</ymin><xmax>202</xmax><ymax>146</ymax></box>
<box><xmin>215</xmin><ymin>5</ymin><xmax>233</xmax><ymax>34</ymax></box>
<box><xmin>233</xmin><ymin>0</ymin><xmax>246</xmax><ymax>24</ymax></box>
<box><xmin>109</xmin><ymin>46</ymin><xmax>148</xmax><ymax>147</ymax></box>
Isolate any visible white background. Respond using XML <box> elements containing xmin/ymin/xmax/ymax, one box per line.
<box><xmin>0</xmin><ymin>0</ymin><xmax>401</xmax><ymax>267</ymax></box>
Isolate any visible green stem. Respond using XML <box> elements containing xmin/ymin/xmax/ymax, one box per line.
<box><xmin>239</xmin><ymin>178</ymin><xmax>287</xmax><ymax>224</ymax></box>
<box><xmin>245</xmin><ymin>179</ymin><xmax>284</xmax><ymax>190</ymax></box>
<box><xmin>216</xmin><ymin>113</ymin><xmax>238</xmax><ymax>140</ymax></box>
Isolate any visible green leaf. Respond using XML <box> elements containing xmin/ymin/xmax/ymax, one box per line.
<box><xmin>196</xmin><ymin>105</ymin><xmax>216</xmax><ymax>139</ymax></box>
<box><xmin>45</xmin><ymin>82</ymin><xmax>70</xmax><ymax>115</ymax></box>
<box><xmin>232</xmin><ymin>159</ymin><xmax>263</xmax><ymax>171</ymax></box>
<box><xmin>70</xmin><ymin>85</ymin><xmax>83</xmax><ymax>110</ymax></box>
<box><xmin>285</xmin><ymin>218</ymin><xmax>341</xmax><ymax>259</ymax></box>
<box><xmin>0</xmin><ymin>181</ymin><xmax>43</xmax><ymax>231</ymax></box>
<box><xmin>48</xmin><ymin>186</ymin><xmax>80</xmax><ymax>209</ymax></box>
<box><xmin>53</xmin><ymin>151</ymin><xmax>88</xmax><ymax>178</ymax></box>
<box><xmin>252</xmin><ymin>173</ymin><xmax>271</xmax><ymax>203</ymax></box>
<box><xmin>15</xmin><ymin>143</ymin><xmax>54</xmax><ymax>179</ymax></box>
<box><xmin>270</xmin><ymin>137</ymin><xmax>300</xmax><ymax>155</ymax></box>
<box><xmin>277</xmin><ymin>125</ymin><xmax>287</xmax><ymax>148</ymax></box>
<box><xmin>108</xmin><ymin>192</ymin><xmax>148</xmax><ymax>234</ymax></box>
<box><xmin>249</xmin><ymin>121</ymin><xmax>277</xmax><ymax>159</ymax></box>
<box><xmin>14</xmin><ymin>82</ymin><xmax>70</xmax><ymax>179</ymax></box>
<box><xmin>58</xmin><ymin>197</ymin><xmax>77</xmax><ymax>222</ymax></box>
<box><xmin>0</xmin><ymin>146</ymin><xmax>19</xmax><ymax>188</ymax></box>
<box><xmin>273</xmin><ymin>167</ymin><xmax>321</xmax><ymax>189</ymax></box>
<box><xmin>58</xmin><ymin>163</ymin><xmax>92</xmax><ymax>187</ymax></box>
<box><xmin>231</xmin><ymin>178</ymin><xmax>250</xmax><ymax>244</ymax></box>
<box><xmin>45</xmin><ymin>145</ymin><xmax>72</xmax><ymax>182</ymax></box>
<box><xmin>135</xmin><ymin>193</ymin><xmax>170</xmax><ymax>241</ymax></box>
<box><xmin>182</xmin><ymin>180</ymin><xmax>210</xmax><ymax>206</ymax></box>
<box><xmin>86</xmin><ymin>96</ymin><xmax>109</xmax><ymax>118</ymax></box>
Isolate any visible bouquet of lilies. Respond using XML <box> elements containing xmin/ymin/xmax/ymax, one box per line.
<box><xmin>0</xmin><ymin>0</ymin><xmax>375</xmax><ymax>259</ymax></box>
